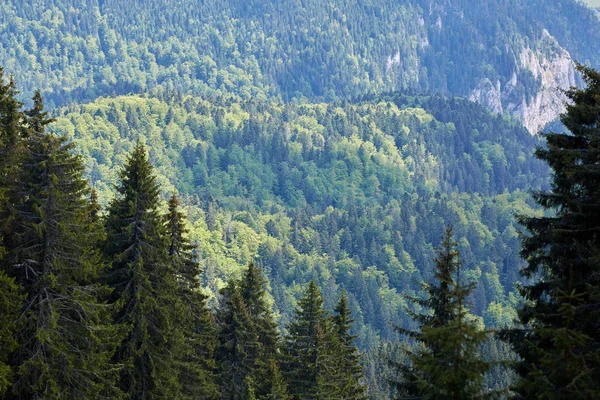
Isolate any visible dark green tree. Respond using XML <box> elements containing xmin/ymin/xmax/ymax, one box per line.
<box><xmin>239</xmin><ymin>262</ymin><xmax>283</xmax><ymax>398</ymax></box>
<box><xmin>502</xmin><ymin>64</ymin><xmax>600</xmax><ymax>399</ymax></box>
<box><xmin>215</xmin><ymin>280</ymin><xmax>256</xmax><ymax>399</ymax></box>
<box><xmin>0</xmin><ymin>271</ymin><xmax>22</xmax><ymax>397</ymax></box>
<box><xmin>165</xmin><ymin>193</ymin><xmax>219</xmax><ymax>399</ymax></box>
<box><xmin>216</xmin><ymin>262</ymin><xmax>287</xmax><ymax>399</ymax></box>
<box><xmin>104</xmin><ymin>142</ymin><xmax>181</xmax><ymax>398</ymax></box>
<box><xmin>7</xmin><ymin>92</ymin><xmax>122</xmax><ymax>398</ymax></box>
<box><xmin>393</xmin><ymin>227</ymin><xmax>492</xmax><ymax>399</ymax></box>
<box><xmin>0</xmin><ymin>67</ymin><xmax>25</xmax><ymax>398</ymax></box>
<box><xmin>282</xmin><ymin>281</ymin><xmax>339</xmax><ymax>400</ymax></box>
<box><xmin>332</xmin><ymin>291</ymin><xmax>368</xmax><ymax>400</ymax></box>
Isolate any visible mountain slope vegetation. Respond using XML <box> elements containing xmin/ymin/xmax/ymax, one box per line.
<box><xmin>50</xmin><ymin>92</ymin><xmax>546</xmax><ymax>351</ymax></box>
<box><xmin>1</xmin><ymin>0</ymin><xmax>599</xmax><ymax>131</ymax></box>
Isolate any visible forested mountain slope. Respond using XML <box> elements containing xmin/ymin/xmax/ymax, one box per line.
<box><xmin>51</xmin><ymin>92</ymin><xmax>546</xmax><ymax>350</ymax></box>
<box><xmin>1</xmin><ymin>0</ymin><xmax>599</xmax><ymax>132</ymax></box>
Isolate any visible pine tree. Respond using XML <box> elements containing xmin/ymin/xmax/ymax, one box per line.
<box><xmin>0</xmin><ymin>69</ymin><xmax>27</xmax><ymax>270</ymax></box>
<box><xmin>392</xmin><ymin>227</ymin><xmax>460</xmax><ymax>398</ymax></box>
<box><xmin>6</xmin><ymin>92</ymin><xmax>122</xmax><ymax>398</ymax></box>
<box><xmin>502</xmin><ymin>64</ymin><xmax>600</xmax><ymax>398</ymax></box>
<box><xmin>215</xmin><ymin>262</ymin><xmax>287</xmax><ymax>399</ymax></box>
<box><xmin>0</xmin><ymin>271</ymin><xmax>22</xmax><ymax>397</ymax></box>
<box><xmin>215</xmin><ymin>280</ymin><xmax>256</xmax><ymax>399</ymax></box>
<box><xmin>0</xmin><ymin>67</ymin><xmax>25</xmax><ymax>398</ymax></box>
<box><xmin>104</xmin><ymin>142</ymin><xmax>181</xmax><ymax>398</ymax></box>
<box><xmin>239</xmin><ymin>262</ymin><xmax>283</xmax><ymax>398</ymax></box>
<box><xmin>282</xmin><ymin>281</ymin><xmax>339</xmax><ymax>400</ymax></box>
<box><xmin>393</xmin><ymin>227</ymin><xmax>492</xmax><ymax>399</ymax></box>
<box><xmin>332</xmin><ymin>291</ymin><xmax>368</xmax><ymax>400</ymax></box>
<box><xmin>165</xmin><ymin>193</ymin><xmax>218</xmax><ymax>399</ymax></box>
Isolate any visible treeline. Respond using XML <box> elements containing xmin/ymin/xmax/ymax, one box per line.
<box><xmin>0</xmin><ymin>71</ymin><xmax>366</xmax><ymax>398</ymax></box>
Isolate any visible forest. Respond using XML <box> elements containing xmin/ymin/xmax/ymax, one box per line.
<box><xmin>1</xmin><ymin>65</ymin><xmax>599</xmax><ymax>398</ymax></box>
<box><xmin>1</xmin><ymin>0</ymin><xmax>600</xmax><ymax>399</ymax></box>
<box><xmin>1</xmin><ymin>0</ymin><xmax>599</xmax><ymax>109</ymax></box>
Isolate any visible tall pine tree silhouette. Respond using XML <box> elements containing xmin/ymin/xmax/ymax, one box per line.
<box><xmin>393</xmin><ymin>227</ymin><xmax>492</xmax><ymax>399</ymax></box>
<box><xmin>502</xmin><ymin>64</ymin><xmax>600</xmax><ymax>398</ymax></box>
<box><xmin>332</xmin><ymin>291</ymin><xmax>368</xmax><ymax>400</ymax></box>
<box><xmin>165</xmin><ymin>193</ymin><xmax>218</xmax><ymax>399</ymax></box>
<box><xmin>6</xmin><ymin>92</ymin><xmax>121</xmax><ymax>398</ymax></box>
<box><xmin>104</xmin><ymin>142</ymin><xmax>181</xmax><ymax>398</ymax></box>
<box><xmin>282</xmin><ymin>281</ymin><xmax>339</xmax><ymax>399</ymax></box>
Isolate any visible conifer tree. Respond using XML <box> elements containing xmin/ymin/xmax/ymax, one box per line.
<box><xmin>282</xmin><ymin>281</ymin><xmax>339</xmax><ymax>399</ymax></box>
<box><xmin>216</xmin><ymin>262</ymin><xmax>287</xmax><ymax>399</ymax></box>
<box><xmin>0</xmin><ymin>271</ymin><xmax>21</xmax><ymax>397</ymax></box>
<box><xmin>104</xmin><ymin>142</ymin><xmax>181</xmax><ymax>398</ymax></box>
<box><xmin>215</xmin><ymin>280</ymin><xmax>257</xmax><ymax>399</ymax></box>
<box><xmin>0</xmin><ymin>69</ymin><xmax>27</xmax><ymax>266</ymax></box>
<box><xmin>6</xmin><ymin>92</ymin><xmax>122</xmax><ymax>398</ymax></box>
<box><xmin>165</xmin><ymin>193</ymin><xmax>219</xmax><ymax>399</ymax></box>
<box><xmin>239</xmin><ymin>262</ymin><xmax>282</xmax><ymax>398</ymax></box>
<box><xmin>502</xmin><ymin>64</ymin><xmax>600</xmax><ymax>398</ymax></box>
<box><xmin>393</xmin><ymin>228</ymin><xmax>492</xmax><ymax>399</ymax></box>
<box><xmin>0</xmin><ymin>67</ymin><xmax>25</xmax><ymax>398</ymax></box>
<box><xmin>332</xmin><ymin>291</ymin><xmax>368</xmax><ymax>400</ymax></box>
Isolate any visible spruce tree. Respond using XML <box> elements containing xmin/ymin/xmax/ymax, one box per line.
<box><xmin>165</xmin><ymin>193</ymin><xmax>218</xmax><ymax>399</ymax></box>
<box><xmin>393</xmin><ymin>227</ymin><xmax>492</xmax><ymax>399</ymax></box>
<box><xmin>0</xmin><ymin>67</ymin><xmax>25</xmax><ymax>398</ymax></box>
<box><xmin>216</xmin><ymin>262</ymin><xmax>287</xmax><ymax>399</ymax></box>
<box><xmin>239</xmin><ymin>262</ymin><xmax>283</xmax><ymax>398</ymax></box>
<box><xmin>215</xmin><ymin>280</ymin><xmax>256</xmax><ymax>399</ymax></box>
<box><xmin>502</xmin><ymin>64</ymin><xmax>600</xmax><ymax>398</ymax></box>
<box><xmin>282</xmin><ymin>281</ymin><xmax>339</xmax><ymax>400</ymax></box>
<box><xmin>332</xmin><ymin>291</ymin><xmax>368</xmax><ymax>400</ymax></box>
<box><xmin>6</xmin><ymin>92</ymin><xmax>122</xmax><ymax>398</ymax></box>
<box><xmin>104</xmin><ymin>142</ymin><xmax>181</xmax><ymax>398</ymax></box>
<box><xmin>0</xmin><ymin>69</ymin><xmax>27</xmax><ymax>268</ymax></box>
<box><xmin>0</xmin><ymin>271</ymin><xmax>21</xmax><ymax>397</ymax></box>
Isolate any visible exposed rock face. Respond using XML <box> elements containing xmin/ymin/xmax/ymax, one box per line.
<box><xmin>470</xmin><ymin>30</ymin><xmax>576</xmax><ymax>134</ymax></box>
<box><xmin>469</xmin><ymin>78</ymin><xmax>503</xmax><ymax>115</ymax></box>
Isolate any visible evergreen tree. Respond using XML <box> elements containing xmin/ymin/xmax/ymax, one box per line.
<box><xmin>215</xmin><ymin>280</ymin><xmax>256</xmax><ymax>399</ymax></box>
<box><xmin>216</xmin><ymin>262</ymin><xmax>287</xmax><ymax>399</ymax></box>
<box><xmin>393</xmin><ymin>227</ymin><xmax>492</xmax><ymax>399</ymax></box>
<box><xmin>0</xmin><ymin>271</ymin><xmax>22</xmax><ymax>397</ymax></box>
<box><xmin>239</xmin><ymin>262</ymin><xmax>282</xmax><ymax>398</ymax></box>
<box><xmin>392</xmin><ymin>227</ymin><xmax>460</xmax><ymax>398</ymax></box>
<box><xmin>165</xmin><ymin>193</ymin><xmax>219</xmax><ymax>399</ymax></box>
<box><xmin>282</xmin><ymin>281</ymin><xmax>339</xmax><ymax>399</ymax></box>
<box><xmin>6</xmin><ymin>92</ymin><xmax>122</xmax><ymax>398</ymax></box>
<box><xmin>502</xmin><ymin>64</ymin><xmax>600</xmax><ymax>398</ymax></box>
<box><xmin>0</xmin><ymin>69</ymin><xmax>27</xmax><ymax>271</ymax></box>
<box><xmin>104</xmin><ymin>142</ymin><xmax>181</xmax><ymax>398</ymax></box>
<box><xmin>0</xmin><ymin>67</ymin><xmax>25</xmax><ymax>399</ymax></box>
<box><xmin>332</xmin><ymin>291</ymin><xmax>368</xmax><ymax>400</ymax></box>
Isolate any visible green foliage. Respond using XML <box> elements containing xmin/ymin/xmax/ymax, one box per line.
<box><xmin>104</xmin><ymin>142</ymin><xmax>181</xmax><ymax>398</ymax></box>
<box><xmin>1</xmin><ymin>91</ymin><xmax>122</xmax><ymax>399</ymax></box>
<box><xmin>216</xmin><ymin>263</ymin><xmax>286</xmax><ymax>399</ymax></box>
<box><xmin>1</xmin><ymin>0</ymin><xmax>599</xmax><ymax>112</ymax></box>
<box><xmin>0</xmin><ymin>271</ymin><xmax>22</xmax><ymax>397</ymax></box>
<box><xmin>332</xmin><ymin>291</ymin><xmax>369</xmax><ymax>399</ymax></box>
<box><xmin>215</xmin><ymin>279</ymin><xmax>256</xmax><ymax>399</ymax></box>
<box><xmin>503</xmin><ymin>65</ymin><xmax>600</xmax><ymax>398</ymax></box>
<box><xmin>283</xmin><ymin>281</ymin><xmax>341</xmax><ymax>399</ymax></box>
<box><xmin>165</xmin><ymin>194</ymin><xmax>219</xmax><ymax>399</ymax></box>
<box><xmin>393</xmin><ymin>228</ymin><xmax>498</xmax><ymax>399</ymax></box>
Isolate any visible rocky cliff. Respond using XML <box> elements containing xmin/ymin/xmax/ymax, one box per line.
<box><xmin>470</xmin><ymin>30</ymin><xmax>577</xmax><ymax>134</ymax></box>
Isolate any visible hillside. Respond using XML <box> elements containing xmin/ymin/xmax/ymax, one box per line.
<box><xmin>1</xmin><ymin>0</ymin><xmax>599</xmax><ymax>132</ymax></box>
<box><xmin>50</xmin><ymin>93</ymin><xmax>546</xmax><ymax>352</ymax></box>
